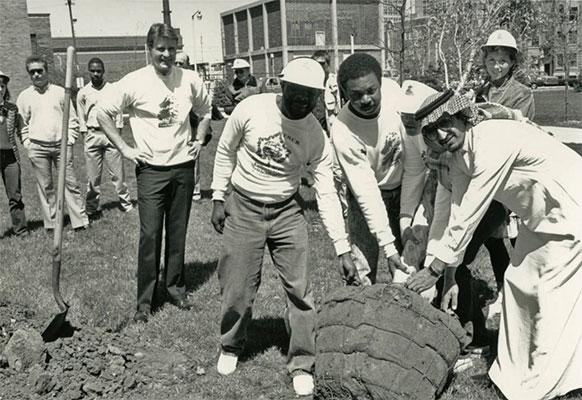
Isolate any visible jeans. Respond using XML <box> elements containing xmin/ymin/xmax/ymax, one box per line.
<box><xmin>84</xmin><ymin>130</ymin><xmax>132</xmax><ymax>214</ymax></box>
<box><xmin>135</xmin><ymin>161</ymin><xmax>194</xmax><ymax>312</ymax></box>
<box><xmin>0</xmin><ymin>149</ymin><xmax>27</xmax><ymax>235</ymax></box>
<box><xmin>347</xmin><ymin>187</ymin><xmax>403</xmax><ymax>284</ymax></box>
<box><xmin>218</xmin><ymin>190</ymin><xmax>314</xmax><ymax>375</ymax></box>
<box><xmin>27</xmin><ymin>142</ymin><xmax>88</xmax><ymax>229</ymax></box>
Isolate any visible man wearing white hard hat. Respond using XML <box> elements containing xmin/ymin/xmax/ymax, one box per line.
<box><xmin>330</xmin><ymin>52</ymin><xmax>408</xmax><ymax>286</ymax></box>
<box><xmin>224</xmin><ymin>58</ymin><xmax>259</xmax><ymax>115</ymax></box>
<box><xmin>210</xmin><ymin>57</ymin><xmax>357</xmax><ymax>396</ymax></box>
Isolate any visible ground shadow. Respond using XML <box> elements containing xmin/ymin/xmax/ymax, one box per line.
<box><xmin>184</xmin><ymin>260</ymin><xmax>218</xmax><ymax>293</ymax></box>
<box><xmin>100</xmin><ymin>199</ymin><xmax>137</xmax><ymax>212</ymax></box>
<box><xmin>239</xmin><ymin>316</ymin><xmax>289</xmax><ymax>362</ymax></box>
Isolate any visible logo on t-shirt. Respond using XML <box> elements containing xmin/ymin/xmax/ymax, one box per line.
<box><xmin>157</xmin><ymin>95</ymin><xmax>179</xmax><ymax>128</ymax></box>
<box><xmin>381</xmin><ymin>133</ymin><xmax>402</xmax><ymax>168</ymax></box>
<box><xmin>257</xmin><ymin>132</ymin><xmax>291</xmax><ymax>164</ymax></box>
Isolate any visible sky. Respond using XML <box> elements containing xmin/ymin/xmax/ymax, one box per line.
<box><xmin>27</xmin><ymin>0</ymin><xmax>252</xmax><ymax>64</ymax></box>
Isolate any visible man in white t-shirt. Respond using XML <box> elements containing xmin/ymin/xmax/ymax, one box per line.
<box><xmin>331</xmin><ymin>53</ymin><xmax>407</xmax><ymax>285</ymax></box>
<box><xmin>97</xmin><ymin>23</ymin><xmax>212</xmax><ymax>323</ymax></box>
<box><xmin>210</xmin><ymin>57</ymin><xmax>358</xmax><ymax>397</ymax></box>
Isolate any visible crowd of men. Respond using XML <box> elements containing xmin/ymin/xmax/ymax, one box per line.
<box><xmin>1</xmin><ymin>22</ymin><xmax>581</xmax><ymax>399</ymax></box>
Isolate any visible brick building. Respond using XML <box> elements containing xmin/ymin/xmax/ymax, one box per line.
<box><xmin>221</xmin><ymin>0</ymin><xmax>385</xmax><ymax>78</ymax></box>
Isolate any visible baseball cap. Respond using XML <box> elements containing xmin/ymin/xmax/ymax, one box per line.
<box><xmin>399</xmin><ymin>80</ymin><xmax>438</xmax><ymax>114</ymax></box>
<box><xmin>280</xmin><ymin>58</ymin><xmax>325</xmax><ymax>90</ymax></box>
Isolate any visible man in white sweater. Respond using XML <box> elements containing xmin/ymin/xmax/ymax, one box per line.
<box><xmin>97</xmin><ymin>23</ymin><xmax>212</xmax><ymax>323</ymax></box>
<box><xmin>330</xmin><ymin>53</ymin><xmax>406</xmax><ymax>285</ymax></box>
<box><xmin>210</xmin><ymin>58</ymin><xmax>358</xmax><ymax>396</ymax></box>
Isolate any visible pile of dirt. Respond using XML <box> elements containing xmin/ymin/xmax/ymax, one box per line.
<box><xmin>315</xmin><ymin>284</ymin><xmax>470</xmax><ymax>400</ymax></box>
<box><xmin>0</xmin><ymin>302</ymin><xmax>199</xmax><ymax>399</ymax></box>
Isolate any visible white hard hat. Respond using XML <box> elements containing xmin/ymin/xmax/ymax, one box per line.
<box><xmin>232</xmin><ymin>58</ymin><xmax>251</xmax><ymax>69</ymax></box>
<box><xmin>0</xmin><ymin>70</ymin><xmax>10</xmax><ymax>83</ymax></box>
<box><xmin>398</xmin><ymin>80</ymin><xmax>438</xmax><ymax>114</ymax></box>
<box><xmin>481</xmin><ymin>29</ymin><xmax>518</xmax><ymax>52</ymax></box>
<box><xmin>280</xmin><ymin>58</ymin><xmax>325</xmax><ymax>90</ymax></box>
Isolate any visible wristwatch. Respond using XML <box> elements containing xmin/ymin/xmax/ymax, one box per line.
<box><xmin>428</xmin><ymin>264</ymin><xmax>443</xmax><ymax>277</ymax></box>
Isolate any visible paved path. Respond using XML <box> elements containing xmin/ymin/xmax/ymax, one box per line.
<box><xmin>543</xmin><ymin>126</ymin><xmax>582</xmax><ymax>144</ymax></box>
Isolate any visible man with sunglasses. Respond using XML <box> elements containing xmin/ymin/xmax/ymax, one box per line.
<box><xmin>16</xmin><ymin>55</ymin><xmax>89</xmax><ymax>232</ymax></box>
<box><xmin>223</xmin><ymin>58</ymin><xmax>259</xmax><ymax>115</ymax></box>
<box><xmin>210</xmin><ymin>57</ymin><xmax>357</xmax><ymax>396</ymax></box>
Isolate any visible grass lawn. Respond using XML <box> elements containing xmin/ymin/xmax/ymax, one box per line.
<box><xmin>1</xmin><ymin>118</ymin><xmax>582</xmax><ymax>399</ymax></box>
<box><xmin>533</xmin><ymin>87</ymin><xmax>582</xmax><ymax>126</ymax></box>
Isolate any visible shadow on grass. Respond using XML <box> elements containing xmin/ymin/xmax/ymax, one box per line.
<box><xmin>240</xmin><ymin>316</ymin><xmax>289</xmax><ymax>362</ymax></box>
<box><xmin>99</xmin><ymin>199</ymin><xmax>138</xmax><ymax>212</ymax></box>
<box><xmin>184</xmin><ymin>260</ymin><xmax>218</xmax><ymax>293</ymax></box>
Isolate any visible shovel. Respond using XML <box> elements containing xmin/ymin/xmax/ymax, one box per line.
<box><xmin>42</xmin><ymin>46</ymin><xmax>76</xmax><ymax>342</ymax></box>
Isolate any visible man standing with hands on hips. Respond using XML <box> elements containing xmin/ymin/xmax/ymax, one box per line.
<box><xmin>211</xmin><ymin>57</ymin><xmax>358</xmax><ymax>396</ymax></box>
<box><xmin>97</xmin><ymin>23</ymin><xmax>212</xmax><ymax>323</ymax></box>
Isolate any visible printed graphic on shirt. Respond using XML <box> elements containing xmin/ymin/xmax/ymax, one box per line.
<box><xmin>380</xmin><ymin>133</ymin><xmax>402</xmax><ymax>168</ymax></box>
<box><xmin>257</xmin><ymin>132</ymin><xmax>291</xmax><ymax>164</ymax></box>
<box><xmin>157</xmin><ymin>95</ymin><xmax>179</xmax><ymax>128</ymax></box>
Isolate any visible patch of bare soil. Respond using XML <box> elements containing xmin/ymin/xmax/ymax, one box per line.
<box><xmin>0</xmin><ymin>302</ymin><xmax>198</xmax><ymax>399</ymax></box>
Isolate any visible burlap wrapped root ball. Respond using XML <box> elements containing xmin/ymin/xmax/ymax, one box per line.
<box><xmin>315</xmin><ymin>284</ymin><xmax>470</xmax><ymax>400</ymax></box>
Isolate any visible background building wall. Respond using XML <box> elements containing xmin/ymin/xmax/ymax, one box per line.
<box><xmin>0</xmin><ymin>0</ymin><xmax>33</xmax><ymax>97</ymax></box>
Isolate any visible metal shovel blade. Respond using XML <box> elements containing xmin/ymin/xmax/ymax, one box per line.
<box><xmin>42</xmin><ymin>307</ymin><xmax>69</xmax><ymax>342</ymax></box>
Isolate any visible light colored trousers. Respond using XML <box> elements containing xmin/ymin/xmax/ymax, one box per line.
<box><xmin>27</xmin><ymin>142</ymin><xmax>89</xmax><ymax>229</ymax></box>
<box><xmin>218</xmin><ymin>190</ymin><xmax>315</xmax><ymax>375</ymax></box>
<box><xmin>84</xmin><ymin>130</ymin><xmax>132</xmax><ymax>214</ymax></box>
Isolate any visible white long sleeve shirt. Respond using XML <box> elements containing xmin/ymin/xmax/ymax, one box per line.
<box><xmin>98</xmin><ymin>65</ymin><xmax>211</xmax><ymax>166</ymax></box>
<box><xmin>331</xmin><ymin>98</ymin><xmax>405</xmax><ymax>258</ymax></box>
<box><xmin>211</xmin><ymin>93</ymin><xmax>350</xmax><ymax>256</ymax></box>
<box><xmin>16</xmin><ymin>84</ymin><xmax>79</xmax><ymax>146</ymax></box>
<box><xmin>433</xmin><ymin>119</ymin><xmax>582</xmax><ymax>265</ymax></box>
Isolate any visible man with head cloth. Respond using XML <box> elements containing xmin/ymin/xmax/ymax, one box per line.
<box><xmin>97</xmin><ymin>23</ymin><xmax>212</xmax><ymax>323</ymax></box>
<box><xmin>210</xmin><ymin>57</ymin><xmax>357</xmax><ymax>396</ymax></box>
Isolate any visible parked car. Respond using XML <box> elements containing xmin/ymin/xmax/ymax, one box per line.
<box><xmin>553</xmin><ymin>67</ymin><xmax>579</xmax><ymax>86</ymax></box>
<box><xmin>529</xmin><ymin>71</ymin><xmax>559</xmax><ymax>89</ymax></box>
<box><xmin>260</xmin><ymin>76</ymin><xmax>282</xmax><ymax>93</ymax></box>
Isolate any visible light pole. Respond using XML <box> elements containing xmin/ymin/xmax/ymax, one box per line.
<box><xmin>192</xmin><ymin>10</ymin><xmax>202</xmax><ymax>72</ymax></box>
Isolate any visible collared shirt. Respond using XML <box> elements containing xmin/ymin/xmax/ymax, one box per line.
<box><xmin>16</xmin><ymin>83</ymin><xmax>79</xmax><ymax>145</ymax></box>
<box><xmin>98</xmin><ymin>65</ymin><xmax>212</xmax><ymax>166</ymax></box>
<box><xmin>77</xmin><ymin>82</ymin><xmax>123</xmax><ymax>132</ymax></box>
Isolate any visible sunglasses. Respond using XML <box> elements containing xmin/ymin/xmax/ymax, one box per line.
<box><xmin>174</xmin><ymin>61</ymin><xmax>185</xmax><ymax>66</ymax></box>
<box><xmin>234</xmin><ymin>69</ymin><xmax>246</xmax><ymax>75</ymax></box>
<box><xmin>28</xmin><ymin>69</ymin><xmax>45</xmax><ymax>76</ymax></box>
<box><xmin>422</xmin><ymin>118</ymin><xmax>453</xmax><ymax>140</ymax></box>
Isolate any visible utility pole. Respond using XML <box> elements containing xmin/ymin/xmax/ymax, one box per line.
<box><xmin>331</xmin><ymin>0</ymin><xmax>339</xmax><ymax>73</ymax></box>
<box><xmin>162</xmin><ymin>0</ymin><xmax>172</xmax><ymax>26</ymax></box>
<box><xmin>66</xmin><ymin>0</ymin><xmax>77</xmax><ymax>49</ymax></box>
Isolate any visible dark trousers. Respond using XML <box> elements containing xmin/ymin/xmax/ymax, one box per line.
<box><xmin>0</xmin><ymin>149</ymin><xmax>27</xmax><ymax>235</ymax></box>
<box><xmin>435</xmin><ymin>200</ymin><xmax>509</xmax><ymax>343</ymax></box>
<box><xmin>135</xmin><ymin>161</ymin><xmax>194</xmax><ymax>312</ymax></box>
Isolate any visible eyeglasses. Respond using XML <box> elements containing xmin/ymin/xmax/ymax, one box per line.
<box><xmin>28</xmin><ymin>69</ymin><xmax>45</xmax><ymax>76</ymax></box>
<box><xmin>422</xmin><ymin>118</ymin><xmax>453</xmax><ymax>140</ymax></box>
<box><xmin>174</xmin><ymin>61</ymin><xmax>185</xmax><ymax>66</ymax></box>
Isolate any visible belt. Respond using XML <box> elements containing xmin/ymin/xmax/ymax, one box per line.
<box><xmin>234</xmin><ymin>188</ymin><xmax>298</xmax><ymax>208</ymax></box>
<box><xmin>30</xmin><ymin>138</ymin><xmax>60</xmax><ymax>147</ymax></box>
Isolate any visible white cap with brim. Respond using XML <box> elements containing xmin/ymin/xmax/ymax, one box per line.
<box><xmin>398</xmin><ymin>80</ymin><xmax>438</xmax><ymax>114</ymax></box>
<box><xmin>232</xmin><ymin>58</ymin><xmax>251</xmax><ymax>69</ymax></box>
<box><xmin>481</xmin><ymin>29</ymin><xmax>518</xmax><ymax>52</ymax></box>
<box><xmin>0</xmin><ymin>71</ymin><xmax>10</xmax><ymax>83</ymax></box>
<box><xmin>280</xmin><ymin>58</ymin><xmax>325</xmax><ymax>90</ymax></box>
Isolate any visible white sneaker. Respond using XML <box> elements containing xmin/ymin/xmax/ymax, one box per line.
<box><xmin>293</xmin><ymin>374</ymin><xmax>314</xmax><ymax>396</ymax></box>
<box><xmin>217</xmin><ymin>352</ymin><xmax>238</xmax><ymax>375</ymax></box>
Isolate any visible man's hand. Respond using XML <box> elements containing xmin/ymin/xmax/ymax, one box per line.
<box><xmin>387</xmin><ymin>253</ymin><xmax>408</xmax><ymax>280</ymax></box>
<box><xmin>440</xmin><ymin>267</ymin><xmax>458</xmax><ymax>315</ymax></box>
<box><xmin>211</xmin><ymin>200</ymin><xmax>226</xmax><ymax>234</ymax></box>
<box><xmin>122</xmin><ymin>146</ymin><xmax>152</xmax><ymax>166</ymax></box>
<box><xmin>338</xmin><ymin>252</ymin><xmax>360</xmax><ymax>286</ymax></box>
<box><xmin>188</xmin><ymin>140</ymin><xmax>202</xmax><ymax>160</ymax></box>
<box><xmin>406</xmin><ymin>258</ymin><xmax>446</xmax><ymax>293</ymax></box>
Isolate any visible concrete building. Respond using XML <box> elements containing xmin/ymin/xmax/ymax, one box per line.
<box><xmin>220</xmin><ymin>0</ymin><xmax>385</xmax><ymax>78</ymax></box>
